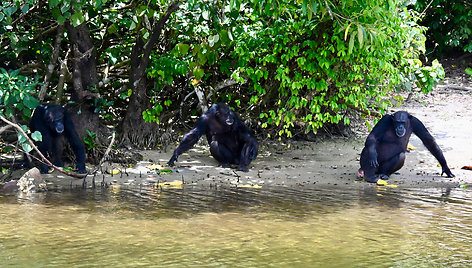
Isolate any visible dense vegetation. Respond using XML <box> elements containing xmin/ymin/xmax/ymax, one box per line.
<box><xmin>413</xmin><ymin>0</ymin><xmax>472</xmax><ymax>55</ymax></box>
<box><xmin>0</xmin><ymin>0</ymin><xmax>461</xmax><ymax>156</ymax></box>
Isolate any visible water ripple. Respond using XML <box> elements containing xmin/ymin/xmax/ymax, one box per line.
<box><xmin>1</xmin><ymin>184</ymin><xmax>471</xmax><ymax>267</ymax></box>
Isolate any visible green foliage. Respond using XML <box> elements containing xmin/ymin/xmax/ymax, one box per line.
<box><xmin>92</xmin><ymin>98</ymin><xmax>114</xmax><ymax>120</ymax></box>
<box><xmin>0</xmin><ymin>0</ymin><xmax>448</xmax><ymax>142</ymax></box>
<box><xmin>49</xmin><ymin>0</ymin><xmax>87</xmax><ymax>26</ymax></box>
<box><xmin>17</xmin><ymin>125</ymin><xmax>32</xmax><ymax>153</ymax></box>
<box><xmin>413</xmin><ymin>59</ymin><xmax>445</xmax><ymax>94</ymax></box>
<box><xmin>83</xmin><ymin>129</ymin><xmax>97</xmax><ymax>150</ymax></box>
<box><xmin>413</xmin><ymin>0</ymin><xmax>472</xmax><ymax>54</ymax></box>
<box><xmin>228</xmin><ymin>0</ymin><xmax>441</xmax><ymax>137</ymax></box>
<box><xmin>0</xmin><ymin>68</ymin><xmax>39</xmax><ymax>119</ymax></box>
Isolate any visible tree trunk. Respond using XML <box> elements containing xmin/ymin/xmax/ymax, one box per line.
<box><xmin>65</xmin><ymin>21</ymin><xmax>104</xmax><ymax>141</ymax></box>
<box><xmin>120</xmin><ymin>2</ymin><xmax>180</xmax><ymax>148</ymax></box>
<box><xmin>66</xmin><ymin>22</ymin><xmax>98</xmax><ymax>102</ymax></box>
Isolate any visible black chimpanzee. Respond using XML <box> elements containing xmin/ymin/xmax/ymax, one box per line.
<box><xmin>359</xmin><ymin>111</ymin><xmax>454</xmax><ymax>183</ymax></box>
<box><xmin>168</xmin><ymin>103</ymin><xmax>258</xmax><ymax>172</ymax></box>
<box><xmin>27</xmin><ymin>104</ymin><xmax>87</xmax><ymax>174</ymax></box>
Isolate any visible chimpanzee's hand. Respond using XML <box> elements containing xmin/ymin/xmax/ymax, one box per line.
<box><xmin>441</xmin><ymin>167</ymin><xmax>455</xmax><ymax>178</ymax></box>
<box><xmin>368</xmin><ymin>154</ymin><xmax>379</xmax><ymax>168</ymax></box>
<box><xmin>237</xmin><ymin>165</ymin><xmax>249</xmax><ymax>172</ymax></box>
<box><xmin>167</xmin><ymin>155</ymin><xmax>178</xmax><ymax>166</ymax></box>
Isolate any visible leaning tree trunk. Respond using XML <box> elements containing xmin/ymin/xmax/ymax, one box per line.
<box><xmin>65</xmin><ymin>21</ymin><xmax>104</xmax><ymax>141</ymax></box>
<box><xmin>120</xmin><ymin>2</ymin><xmax>180</xmax><ymax>148</ymax></box>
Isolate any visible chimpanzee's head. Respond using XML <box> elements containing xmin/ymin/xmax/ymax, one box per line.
<box><xmin>45</xmin><ymin>106</ymin><xmax>65</xmax><ymax>134</ymax></box>
<box><xmin>214</xmin><ymin>103</ymin><xmax>234</xmax><ymax>126</ymax></box>
<box><xmin>392</xmin><ymin>111</ymin><xmax>409</xmax><ymax>138</ymax></box>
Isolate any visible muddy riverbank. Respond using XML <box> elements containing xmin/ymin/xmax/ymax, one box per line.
<box><xmin>4</xmin><ymin>83</ymin><xmax>469</xmax><ymax>191</ymax></box>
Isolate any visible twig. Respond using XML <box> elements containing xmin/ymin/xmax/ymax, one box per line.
<box><xmin>0</xmin><ymin>114</ymin><xmax>86</xmax><ymax>178</ymax></box>
<box><xmin>419</xmin><ymin>0</ymin><xmax>435</xmax><ymax>18</ymax></box>
<box><xmin>91</xmin><ymin>131</ymin><xmax>116</xmax><ymax>174</ymax></box>
<box><xmin>232</xmin><ymin>170</ymin><xmax>240</xmax><ymax>183</ymax></box>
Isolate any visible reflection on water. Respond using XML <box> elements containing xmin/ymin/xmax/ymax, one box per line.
<box><xmin>1</xmin><ymin>184</ymin><xmax>471</xmax><ymax>267</ymax></box>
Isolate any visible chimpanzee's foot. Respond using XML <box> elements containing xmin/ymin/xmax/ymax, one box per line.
<box><xmin>237</xmin><ymin>165</ymin><xmax>249</xmax><ymax>172</ymax></box>
<box><xmin>378</xmin><ymin>174</ymin><xmax>390</xmax><ymax>180</ymax></box>
<box><xmin>220</xmin><ymin>162</ymin><xmax>231</xmax><ymax>168</ymax></box>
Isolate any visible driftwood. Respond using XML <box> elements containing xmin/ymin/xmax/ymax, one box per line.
<box><xmin>437</xmin><ymin>85</ymin><xmax>472</xmax><ymax>91</ymax></box>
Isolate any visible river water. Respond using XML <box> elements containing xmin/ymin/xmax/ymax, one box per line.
<box><xmin>1</xmin><ymin>184</ymin><xmax>471</xmax><ymax>267</ymax></box>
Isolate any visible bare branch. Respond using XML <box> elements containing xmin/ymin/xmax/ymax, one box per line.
<box><xmin>91</xmin><ymin>131</ymin><xmax>116</xmax><ymax>174</ymax></box>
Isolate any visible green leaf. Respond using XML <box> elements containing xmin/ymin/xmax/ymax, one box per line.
<box><xmin>208</xmin><ymin>34</ymin><xmax>220</xmax><ymax>48</ymax></box>
<box><xmin>22</xmin><ymin>143</ymin><xmax>33</xmax><ymax>153</ymax></box>
<box><xmin>194</xmin><ymin>68</ymin><xmax>204</xmax><ymax>80</ymax></box>
<box><xmin>21</xmin><ymin>4</ymin><xmax>30</xmax><ymax>14</ymax></box>
<box><xmin>311</xmin><ymin>1</ymin><xmax>318</xmax><ymax>13</ymax></box>
<box><xmin>465</xmin><ymin>67</ymin><xmax>472</xmax><ymax>76</ymax></box>
<box><xmin>344</xmin><ymin>23</ymin><xmax>351</xmax><ymax>40</ymax></box>
<box><xmin>348</xmin><ymin>31</ymin><xmax>356</xmax><ymax>54</ymax></box>
<box><xmin>202</xmin><ymin>10</ymin><xmax>209</xmax><ymax>20</ymax></box>
<box><xmin>175</xmin><ymin>43</ymin><xmax>190</xmax><ymax>56</ymax></box>
<box><xmin>32</xmin><ymin>131</ymin><xmax>42</xmax><ymax>142</ymax></box>
<box><xmin>23</xmin><ymin>95</ymin><xmax>39</xmax><ymax>109</ymax></box>
<box><xmin>49</xmin><ymin>0</ymin><xmax>60</xmax><ymax>8</ymax></box>
<box><xmin>4</xmin><ymin>7</ymin><xmax>18</xmax><ymax>16</ymax></box>
<box><xmin>357</xmin><ymin>25</ymin><xmax>364</xmax><ymax>48</ymax></box>
<box><xmin>57</xmin><ymin>15</ymin><xmax>66</xmax><ymax>24</ymax></box>
<box><xmin>107</xmin><ymin>23</ymin><xmax>119</xmax><ymax>34</ymax></box>
<box><xmin>70</xmin><ymin>12</ymin><xmax>84</xmax><ymax>27</ymax></box>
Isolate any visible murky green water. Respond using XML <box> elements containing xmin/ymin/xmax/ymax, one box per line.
<box><xmin>1</xmin><ymin>184</ymin><xmax>471</xmax><ymax>267</ymax></box>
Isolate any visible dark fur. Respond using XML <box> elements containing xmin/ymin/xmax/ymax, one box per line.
<box><xmin>27</xmin><ymin>104</ymin><xmax>86</xmax><ymax>174</ymax></box>
<box><xmin>359</xmin><ymin>111</ymin><xmax>453</xmax><ymax>182</ymax></box>
<box><xmin>168</xmin><ymin>103</ymin><xmax>258</xmax><ymax>172</ymax></box>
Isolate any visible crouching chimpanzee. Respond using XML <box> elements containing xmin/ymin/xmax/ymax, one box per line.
<box><xmin>359</xmin><ymin>111</ymin><xmax>454</xmax><ymax>183</ymax></box>
<box><xmin>27</xmin><ymin>104</ymin><xmax>87</xmax><ymax>174</ymax></box>
<box><xmin>168</xmin><ymin>103</ymin><xmax>258</xmax><ymax>172</ymax></box>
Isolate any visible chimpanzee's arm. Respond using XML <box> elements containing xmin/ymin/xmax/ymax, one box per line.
<box><xmin>168</xmin><ymin>116</ymin><xmax>208</xmax><ymax>166</ymax></box>
<box><xmin>411</xmin><ymin>116</ymin><xmax>454</xmax><ymax>177</ymax></box>
<box><xmin>364</xmin><ymin>115</ymin><xmax>391</xmax><ymax>168</ymax></box>
<box><xmin>236</xmin><ymin>126</ymin><xmax>258</xmax><ymax>171</ymax></box>
<box><xmin>63</xmin><ymin>110</ymin><xmax>87</xmax><ymax>174</ymax></box>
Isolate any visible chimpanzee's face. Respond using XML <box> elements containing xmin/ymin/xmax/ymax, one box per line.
<box><xmin>46</xmin><ymin>109</ymin><xmax>65</xmax><ymax>134</ymax></box>
<box><xmin>392</xmin><ymin>111</ymin><xmax>409</xmax><ymax>138</ymax></box>
<box><xmin>215</xmin><ymin>104</ymin><xmax>234</xmax><ymax>126</ymax></box>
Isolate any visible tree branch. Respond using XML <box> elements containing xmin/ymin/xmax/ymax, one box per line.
<box><xmin>141</xmin><ymin>1</ymin><xmax>180</xmax><ymax>70</ymax></box>
<box><xmin>39</xmin><ymin>24</ymin><xmax>64</xmax><ymax>101</ymax></box>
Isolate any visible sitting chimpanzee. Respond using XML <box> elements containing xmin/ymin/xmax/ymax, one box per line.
<box><xmin>168</xmin><ymin>103</ymin><xmax>258</xmax><ymax>172</ymax></box>
<box><xmin>27</xmin><ymin>104</ymin><xmax>87</xmax><ymax>174</ymax></box>
<box><xmin>359</xmin><ymin>111</ymin><xmax>454</xmax><ymax>183</ymax></box>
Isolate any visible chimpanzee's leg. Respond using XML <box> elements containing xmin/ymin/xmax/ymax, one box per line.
<box><xmin>209</xmin><ymin>139</ymin><xmax>237</xmax><ymax>168</ymax></box>
<box><xmin>51</xmin><ymin>135</ymin><xmax>64</xmax><ymax>168</ymax></box>
<box><xmin>377</xmin><ymin>152</ymin><xmax>406</xmax><ymax>179</ymax></box>
<box><xmin>359</xmin><ymin>147</ymin><xmax>379</xmax><ymax>182</ymax></box>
